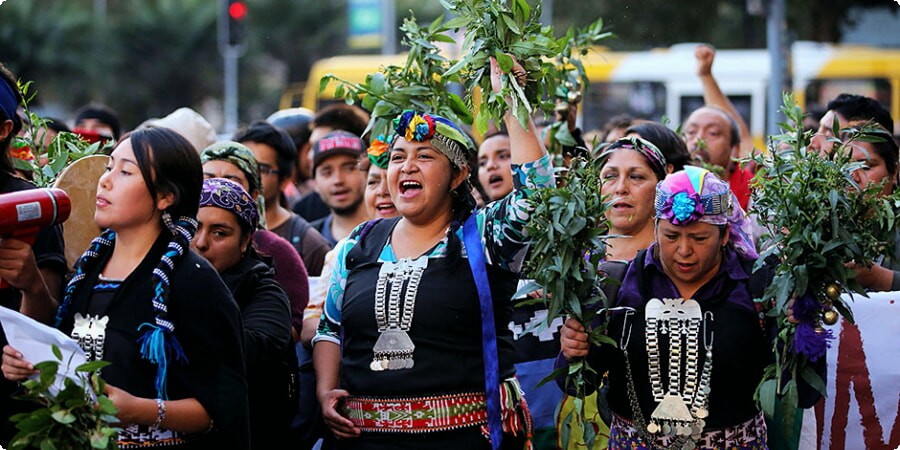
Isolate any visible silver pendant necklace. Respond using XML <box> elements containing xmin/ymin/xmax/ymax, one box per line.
<box><xmin>370</xmin><ymin>256</ymin><xmax>428</xmax><ymax>371</ymax></box>
<box><xmin>71</xmin><ymin>312</ymin><xmax>109</xmax><ymax>362</ymax></box>
<box><xmin>622</xmin><ymin>299</ymin><xmax>715</xmax><ymax>450</ymax></box>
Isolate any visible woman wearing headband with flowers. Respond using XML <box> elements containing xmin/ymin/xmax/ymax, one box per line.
<box><xmin>560</xmin><ymin>166</ymin><xmax>784</xmax><ymax>449</ymax></box>
<box><xmin>312</xmin><ymin>58</ymin><xmax>551</xmax><ymax>449</ymax></box>
<box><xmin>192</xmin><ymin>178</ymin><xmax>295</xmax><ymax>450</ymax></box>
<box><xmin>2</xmin><ymin>128</ymin><xmax>249</xmax><ymax>449</ymax></box>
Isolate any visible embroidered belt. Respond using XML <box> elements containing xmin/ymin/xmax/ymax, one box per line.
<box><xmin>610</xmin><ymin>411</ymin><xmax>767</xmax><ymax>449</ymax></box>
<box><xmin>342</xmin><ymin>392</ymin><xmax>488</xmax><ymax>433</ymax></box>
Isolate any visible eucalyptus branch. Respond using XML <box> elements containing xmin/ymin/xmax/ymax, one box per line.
<box><xmin>750</xmin><ymin>93</ymin><xmax>900</xmax><ymax>436</ymax></box>
<box><xmin>440</xmin><ymin>0</ymin><xmax>610</xmax><ymax>134</ymax></box>
<box><xmin>523</xmin><ymin>157</ymin><xmax>612</xmax><ymax>448</ymax></box>
<box><xmin>319</xmin><ymin>13</ymin><xmax>472</xmax><ymax>140</ymax></box>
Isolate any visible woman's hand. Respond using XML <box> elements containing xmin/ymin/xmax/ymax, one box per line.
<box><xmin>319</xmin><ymin>388</ymin><xmax>360</xmax><ymax>439</ymax></box>
<box><xmin>489</xmin><ymin>55</ymin><xmax>527</xmax><ymax>95</ymax></box>
<box><xmin>560</xmin><ymin>317</ymin><xmax>590</xmax><ymax>360</ymax></box>
<box><xmin>1</xmin><ymin>345</ymin><xmax>37</xmax><ymax>381</ymax></box>
<box><xmin>105</xmin><ymin>384</ymin><xmax>147</xmax><ymax>425</ymax></box>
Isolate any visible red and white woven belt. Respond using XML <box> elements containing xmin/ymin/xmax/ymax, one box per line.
<box><xmin>341</xmin><ymin>392</ymin><xmax>488</xmax><ymax>433</ymax></box>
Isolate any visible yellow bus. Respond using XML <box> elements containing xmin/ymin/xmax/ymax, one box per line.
<box><xmin>284</xmin><ymin>42</ymin><xmax>900</xmax><ymax>145</ymax></box>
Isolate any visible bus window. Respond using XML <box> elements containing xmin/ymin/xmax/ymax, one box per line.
<box><xmin>581</xmin><ymin>82</ymin><xmax>666</xmax><ymax>133</ymax></box>
<box><xmin>679</xmin><ymin>95</ymin><xmax>753</xmax><ymax>130</ymax></box>
<box><xmin>804</xmin><ymin>78</ymin><xmax>891</xmax><ymax>113</ymax></box>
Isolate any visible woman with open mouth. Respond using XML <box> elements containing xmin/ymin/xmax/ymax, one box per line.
<box><xmin>312</xmin><ymin>56</ymin><xmax>552</xmax><ymax>450</ymax></box>
<box><xmin>477</xmin><ymin>131</ymin><xmax>513</xmax><ymax>203</ymax></box>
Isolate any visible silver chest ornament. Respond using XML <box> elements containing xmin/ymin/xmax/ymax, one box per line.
<box><xmin>643</xmin><ymin>298</ymin><xmax>713</xmax><ymax>446</ymax></box>
<box><xmin>369</xmin><ymin>256</ymin><xmax>428</xmax><ymax>372</ymax></box>
<box><xmin>70</xmin><ymin>313</ymin><xmax>109</xmax><ymax>362</ymax></box>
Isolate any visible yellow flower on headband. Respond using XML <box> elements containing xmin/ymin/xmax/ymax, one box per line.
<box><xmin>405</xmin><ymin>114</ymin><xmax>429</xmax><ymax>142</ymax></box>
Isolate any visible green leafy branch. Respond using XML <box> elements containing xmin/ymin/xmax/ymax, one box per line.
<box><xmin>750</xmin><ymin>93</ymin><xmax>900</xmax><ymax>442</ymax></box>
<box><xmin>10</xmin><ymin>345</ymin><xmax>120</xmax><ymax>450</ymax></box>
<box><xmin>521</xmin><ymin>158</ymin><xmax>612</xmax><ymax>448</ymax></box>
<box><xmin>441</xmin><ymin>0</ymin><xmax>610</xmax><ymax>135</ymax></box>
<box><xmin>318</xmin><ymin>13</ymin><xmax>472</xmax><ymax>140</ymax></box>
<box><xmin>12</xmin><ymin>80</ymin><xmax>108</xmax><ymax>187</ymax></box>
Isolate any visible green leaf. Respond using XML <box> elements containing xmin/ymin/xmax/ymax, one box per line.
<box><xmin>501</xmin><ymin>14</ymin><xmax>521</xmax><ymax>35</ymax></box>
<box><xmin>443</xmin><ymin>16</ymin><xmax>469</xmax><ymax>30</ymax></box>
<box><xmin>494</xmin><ymin>51</ymin><xmax>514</xmax><ymax>73</ymax></box>
<box><xmin>40</xmin><ymin>438</ymin><xmax>59</xmax><ymax>450</ymax></box>
<box><xmin>758</xmin><ymin>378</ymin><xmax>778</xmax><ymax>418</ymax></box>
<box><xmin>75</xmin><ymin>360</ymin><xmax>110</xmax><ymax>373</ymax></box>
<box><xmin>90</xmin><ymin>430</ymin><xmax>110</xmax><ymax>449</ymax></box>
<box><xmin>800</xmin><ymin>365</ymin><xmax>827</xmax><ymax>396</ymax></box>
<box><xmin>318</xmin><ymin>74</ymin><xmax>333</xmax><ymax>94</ymax></box>
<box><xmin>51</xmin><ymin>344</ymin><xmax>62</xmax><ymax>361</ymax></box>
<box><xmin>474</xmin><ymin>109</ymin><xmax>490</xmax><ymax>136</ymax></box>
<box><xmin>50</xmin><ymin>409</ymin><xmax>76</xmax><ymax>424</ymax></box>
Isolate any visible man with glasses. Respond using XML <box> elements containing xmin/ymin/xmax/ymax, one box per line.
<box><xmin>233</xmin><ymin>121</ymin><xmax>330</xmax><ymax>276</ymax></box>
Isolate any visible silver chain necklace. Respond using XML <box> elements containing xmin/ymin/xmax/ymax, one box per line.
<box><xmin>370</xmin><ymin>256</ymin><xmax>428</xmax><ymax>371</ymax></box>
<box><xmin>621</xmin><ymin>299</ymin><xmax>715</xmax><ymax>450</ymax></box>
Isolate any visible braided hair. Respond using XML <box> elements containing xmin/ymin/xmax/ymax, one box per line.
<box><xmin>55</xmin><ymin>127</ymin><xmax>203</xmax><ymax>400</ymax></box>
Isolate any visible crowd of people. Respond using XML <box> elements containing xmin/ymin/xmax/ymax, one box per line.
<box><xmin>0</xmin><ymin>37</ymin><xmax>897</xmax><ymax>450</ymax></box>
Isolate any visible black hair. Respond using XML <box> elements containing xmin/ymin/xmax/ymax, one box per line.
<box><xmin>312</xmin><ymin>103</ymin><xmax>370</xmax><ymax>137</ymax></box>
<box><xmin>74</xmin><ymin>104</ymin><xmax>122</xmax><ymax>140</ymax></box>
<box><xmin>626</xmin><ymin>121</ymin><xmax>692</xmax><ymax>172</ymax></box>
<box><xmin>601</xmin><ymin>114</ymin><xmax>635</xmax><ymax>142</ymax></box>
<box><xmin>827</xmin><ymin>94</ymin><xmax>893</xmax><ymax>134</ymax></box>
<box><xmin>852</xmin><ymin>125</ymin><xmax>900</xmax><ymax>181</ymax></box>
<box><xmin>56</xmin><ymin>127</ymin><xmax>202</xmax><ymax>400</ymax></box>
<box><xmin>268</xmin><ymin>109</ymin><xmax>314</xmax><ymax>149</ymax></box>
<box><xmin>232</xmin><ymin>120</ymin><xmax>297</xmax><ymax>182</ymax></box>
<box><xmin>0</xmin><ymin>62</ymin><xmax>23</xmax><ymax>173</ymax></box>
<box><xmin>481</xmin><ymin>130</ymin><xmax>509</xmax><ymax>143</ymax></box>
<box><xmin>45</xmin><ymin>117</ymin><xmax>71</xmax><ymax>134</ymax></box>
<box><xmin>129</xmin><ymin>127</ymin><xmax>203</xmax><ymax>221</ymax></box>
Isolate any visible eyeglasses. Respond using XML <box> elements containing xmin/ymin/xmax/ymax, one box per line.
<box><xmin>258</xmin><ymin>164</ymin><xmax>281</xmax><ymax>176</ymax></box>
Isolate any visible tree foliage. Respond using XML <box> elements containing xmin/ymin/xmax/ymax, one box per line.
<box><xmin>0</xmin><ymin>0</ymin><xmax>891</xmax><ymax>131</ymax></box>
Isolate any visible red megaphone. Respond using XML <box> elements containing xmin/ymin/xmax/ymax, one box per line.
<box><xmin>0</xmin><ymin>188</ymin><xmax>72</xmax><ymax>288</ymax></box>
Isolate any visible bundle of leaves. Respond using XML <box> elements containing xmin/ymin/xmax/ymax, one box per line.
<box><xmin>318</xmin><ymin>13</ymin><xmax>472</xmax><ymax>140</ymax></box>
<box><xmin>9</xmin><ymin>346</ymin><xmax>119</xmax><ymax>450</ymax></box>
<box><xmin>441</xmin><ymin>0</ymin><xmax>610</xmax><ymax>136</ymax></box>
<box><xmin>750</xmin><ymin>93</ymin><xmax>900</xmax><ymax>441</ymax></box>
<box><xmin>520</xmin><ymin>157</ymin><xmax>612</xmax><ymax>447</ymax></box>
<box><xmin>12</xmin><ymin>81</ymin><xmax>108</xmax><ymax>187</ymax></box>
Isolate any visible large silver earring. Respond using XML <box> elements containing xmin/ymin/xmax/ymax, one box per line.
<box><xmin>162</xmin><ymin>211</ymin><xmax>176</xmax><ymax>233</ymax></box>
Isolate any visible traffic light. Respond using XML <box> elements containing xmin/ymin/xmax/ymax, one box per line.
<box><xmin>227</xmin><ymin>0</ymin><xmax>247</xmax><ymax>47</ymax></box>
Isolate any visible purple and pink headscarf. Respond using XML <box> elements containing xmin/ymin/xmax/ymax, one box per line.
<box><xmin>655</xmin><ymin>166</ymin><xmax>758</xmax><ymax>259</ymax></box>
<box><xmin>199</xmin><ymin>177</ymin><xmax>259</xmax><ymax>232</ymax></box>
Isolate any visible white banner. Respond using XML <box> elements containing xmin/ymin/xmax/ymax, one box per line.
<box><xmin>799</xmin><ymin>291</ymin><xmax>900</xmax><ymax>450</ymax></box>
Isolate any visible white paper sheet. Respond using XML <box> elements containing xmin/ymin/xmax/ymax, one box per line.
<box><xmin>0</xmin><ymin>306</ymin><xmax>87</xmax><ymax>393</ymax></box>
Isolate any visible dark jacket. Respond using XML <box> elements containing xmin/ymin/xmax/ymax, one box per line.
<box><xmin>220</xmin><ymin>248</ymin><xmax>296</xmax><ymax>450</ymax></box>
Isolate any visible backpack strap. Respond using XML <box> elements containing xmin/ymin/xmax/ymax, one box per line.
<box><xmin>598</xmin><ymin>259</ymin><xmax>630</xmax><ymax>308</ymax></box>
<box><xmin>288</xmin><ymin>215</ymin><xmax>312</xmax><ymax>250</ymax></box>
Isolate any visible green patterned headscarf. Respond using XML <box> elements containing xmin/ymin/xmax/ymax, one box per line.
<box><xmin>200</xmin><ymin>141</ymin><xmax>268</xmax><ymax>229</ymax></box>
